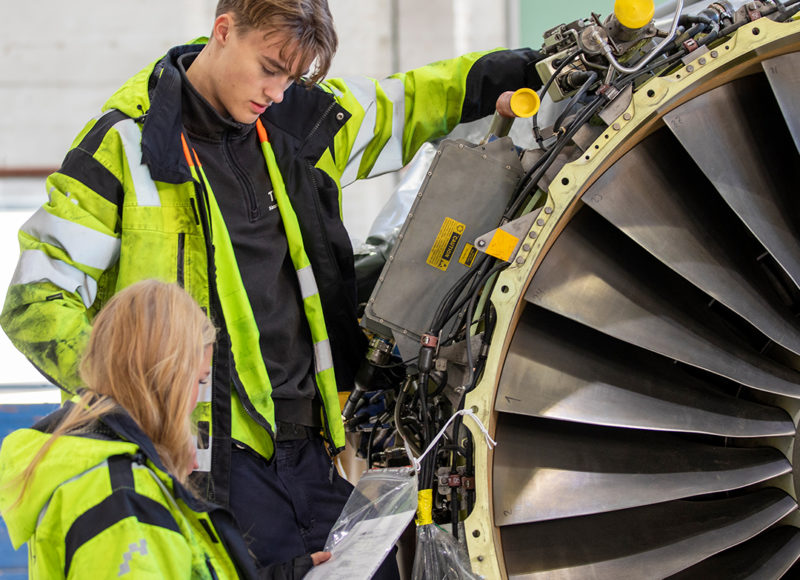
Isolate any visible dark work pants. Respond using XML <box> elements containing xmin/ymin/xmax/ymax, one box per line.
<box><xmin>229</xmin><ymin>437</ymin><xmax>401</xmax><ymax>580</ymax></box>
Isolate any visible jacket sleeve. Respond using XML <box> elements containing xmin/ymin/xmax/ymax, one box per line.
<box><xmin>322</xmin><ymin>47</ymin><xmax>543</xmax><ymax>187</ymax></box>
<box><xmin>0</xmin><ymin>113</ymin><xmax>126</xmax><ymax>392</ymax></box>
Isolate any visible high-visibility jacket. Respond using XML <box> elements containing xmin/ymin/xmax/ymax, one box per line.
<box><xmin>0</xmin><ymin>404</ymin><xmax>261</xmax><ymax>579</ymax></box>
<box><xmin>0</xmin><ymin>40</ymin><xmax>541</xmax><ymax>504</ymax></box>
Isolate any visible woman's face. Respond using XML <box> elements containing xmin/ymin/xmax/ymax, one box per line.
<box><xmin>190</xmin><ymin>345</ymin><xmax>213</xmax><ymax>413</ymax></box>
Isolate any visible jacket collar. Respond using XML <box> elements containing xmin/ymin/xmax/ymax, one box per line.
<box><xmin>139</xmin><ymin>43</ymin><xmax>350</xmax><ymax>184</ymax></box>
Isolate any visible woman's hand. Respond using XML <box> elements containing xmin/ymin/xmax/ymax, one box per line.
<box><xmin>310</xmin><ymin>551</ymin><xmax>331</xmax><ymax>566</ymax></box>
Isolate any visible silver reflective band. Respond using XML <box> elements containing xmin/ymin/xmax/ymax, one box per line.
<box><xmin>22</xmin><ymin>207</ymin><xmax>120</xmax><ymax>271</ymax></box>
<box><xmin>113</xmin><ymin>118</ymin><xmax>161</xmax><ymax>207</ymax></box>
<box><xmin>118</xmin><ymin>539</ymin><xmax>148</xmax><ymax>576</ymax></box>
<box><xmin>296</xmin><ymin>265</ymin><xmax>319</xmax><ymax>300</ymax></box>
<box><xmin>195</xmin><ymin>447</ymin><xmax>212</xmax><ymax>472</ymax></box>
<box><xmin>368</xmin><ymin>77</ymin><xmax>406</xmax><ymax>178</ymax></box>
<box><xmin>11</xmin><ymin>249</ymin><xmax>98</xmax><ymax>308</ymax></box>
<box><xmin>340</xmin><ymin>77</ymin><xmax>379</xmax><ymax>186</ymax></box>
<box><xmin>314</xmin><ymin>339</ymin><xmax>334</xmax><ymax>374</ymax></box>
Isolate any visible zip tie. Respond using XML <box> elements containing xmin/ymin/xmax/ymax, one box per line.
<box><xmin>403</xmin><ymin>409</ymin><xmax>497</xmax><ymax>472</ymax></box>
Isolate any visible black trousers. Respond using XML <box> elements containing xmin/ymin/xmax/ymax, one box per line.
<box><xmin>229</xmin><ymin>436</ymin><xmax>401</xmax><ymax>579</ymax></box>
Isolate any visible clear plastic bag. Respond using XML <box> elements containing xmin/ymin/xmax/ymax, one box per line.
<box><xmin>411</xmin><ymin>523</ymin><xmax>481</xmax><ymax>580</ymax></box>
<box><xmin>304</xmin><ymin>467</ymin><xmax>417</xmax><ymax>580</ymax></box>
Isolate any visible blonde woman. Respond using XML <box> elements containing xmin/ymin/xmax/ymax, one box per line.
<box><xmin>0</xmin><ymin>280</ymin><xmax>328</xmax><ymax>578</ymax></box>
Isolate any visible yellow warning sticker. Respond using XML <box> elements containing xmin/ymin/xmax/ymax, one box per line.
<box><xmin>426</xmin><ymin>217</ymin><xmax>466</xmax><ymax>272</ymax></box>
<box><xmin>486</xmin><ymin>229</ymin><xmax>519</xmax><ymax>262</ymax></box>
<box><xmin>459</xmin><ymin>243</ymin><xmax>477</xmax><ymax>268</ymax></box>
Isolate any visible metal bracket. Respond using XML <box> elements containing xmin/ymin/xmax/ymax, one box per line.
<box><xmin>599</xmin><ymin>83</ymin><xmax>633</xmax><ymax>126</ymax></box>
<box><xmin>474</xmin><ymin>208</ymin><xmax>543</xmax><ymax>263</ymax></box>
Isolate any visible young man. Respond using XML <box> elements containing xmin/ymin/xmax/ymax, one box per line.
<box><xmin>1</xmin><ymin>0</ymin><xmax>542</xmax><ymax>572</ymax></box>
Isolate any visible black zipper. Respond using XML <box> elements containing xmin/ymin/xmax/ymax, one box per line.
<box><xmin>222</xmin><ymin>133</ymin><xmax>261</xmax><ymax>222</ymax></box>
<box><xmin>176</xmin><ymin>232</ymin><xmax>185</xmax><ymax>287</ymax></box>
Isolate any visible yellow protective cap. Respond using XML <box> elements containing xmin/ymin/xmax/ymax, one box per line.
<box><xmin>509</xmin><ymin>88</ymin><xmax>540</xmax><ymax>118</ymax></box>
<box><xmin>614</xmin><ymin>0</ymin><xmax>655</xmax><ymax>30</ymax></box>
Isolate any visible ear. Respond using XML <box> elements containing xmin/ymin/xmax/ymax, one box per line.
<box><xmin>212</xmin><ymin>13</ymin><xmax>234</xmax><ymax>46</ymax></box>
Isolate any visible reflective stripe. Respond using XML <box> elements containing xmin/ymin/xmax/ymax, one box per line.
<box><xmin>11</xmin><ymin>249</ymin><xmax>98</xmax><ymax>308</ymax></box>
<box><xmin>195</xmin><ymin>447</ymin><xmax>211</xmax><ymax>472</ymax></box>
<box><xmin>341</xmin><ymin>77</ymin><xmax>379</xmax><ymax>186</ymax></box>
<box><xmin>314</xmin><ymin>339</ymin><xmax>334</xmax><ymax>374</ymax></box>
<box><xmin>21</xmin><ymin>207</ymin><xmax>120</xmax><ymax>271</ymax></box>
<box><xmin>113</xmin><ymin>118</ymin><xmax>161</xmax><ymax>207</ymax></box>
<box><xmin>368</xmin><ymin>77</ymin><xmax>406</xmax><ymax>177</ymax></box>
<box><xmin>296</xmin><ymin>265</ymin><xmax>319</xmax><ymax>300</ymax></box>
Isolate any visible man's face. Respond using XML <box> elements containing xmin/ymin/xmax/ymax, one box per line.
<box><xmin>209</xmin><ymin>20</ymin><xmax>310</xmax><ymax>124</ymax></box>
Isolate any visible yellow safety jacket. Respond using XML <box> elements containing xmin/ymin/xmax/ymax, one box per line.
<box><xmin>0</xmin><ymin>404</ymin><xmax>260</xmax><ymax>579</ymax></box>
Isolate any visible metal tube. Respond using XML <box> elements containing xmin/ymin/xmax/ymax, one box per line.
<box><xmin>602</xmin><ymin>0</ymin><xmax>685</xmax><ymax>75</ymax></box>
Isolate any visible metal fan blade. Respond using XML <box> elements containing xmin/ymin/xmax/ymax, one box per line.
<box><xmin>493</xmin><ymin>414</ymin><xmax>791</xmax><ymax>526</ymax></box>
<box><xmin>663</xmin><ymin>74</ymin><xmax>800</xmax><ymax>289</ymax></box>
<box><xmin>763</xmin><ymin>53</ymin><xmax>800</xmax><ymax>154</ymax></box>
<box><xmin>582</xmin><ymin>128</ymin><xmax>800</xmax><ymax>355</ymax></box>
<box><xmin>496</xmin><ymin>307</ymin><xmax>794</xmax><ymax>437</ymax></box>
<box><xmin>501</xmin><ymin>488</ymin><xmax>797</xmax><ymax>579</ymax></box>
<box><xmin>666</xmin><ymin>526</ymin><xmax>800</xmax><ymax>580</ymax></box>
<box><xmin>525</xmin><ymin>209</ymin><xmax>800</xmax><ymax>398</ymax></box>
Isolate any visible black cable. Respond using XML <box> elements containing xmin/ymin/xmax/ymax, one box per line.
<box><xmin>531</xmin><ymin>48</ymin><xmax>584</xmax><ymax>152</ymax></box>
<box><xmin>551</xmin><ymin>71</ymin><xmax>599</xmax><ymax>134</ymax></box>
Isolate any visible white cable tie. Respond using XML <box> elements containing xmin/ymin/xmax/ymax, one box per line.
<box><xmin>402</xmin><ymin>409</ymin><xmax>497</xmax><ymax>473</ymax></box>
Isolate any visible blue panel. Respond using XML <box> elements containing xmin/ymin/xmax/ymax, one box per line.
<box><xmin>0</xmin><ymin>404</ymin><xmax>59</xmax><ymax>575</ymax></box>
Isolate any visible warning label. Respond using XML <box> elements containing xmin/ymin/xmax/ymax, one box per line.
<box><xmin>426</xmin><ymin>217</ymin><xmax>466</xmax><ymax>272</ymax></box>
<box><xmin>459</xmin><ymin>243</ymin><xmax>477</xmax><ymax>268</ymax></box>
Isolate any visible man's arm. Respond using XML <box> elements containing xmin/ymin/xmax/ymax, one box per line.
<box><xmin>322</xmin><ymin>47</ymin><xmax>543</xmax><ymax>186</ymax></box>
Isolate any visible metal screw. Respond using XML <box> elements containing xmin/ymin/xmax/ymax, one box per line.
<box><xmin>623</xmin><ymin>113</ymin><xmax>632</xmax><ymax>121</ymax></box>
<box><xmin>477</xmin><ymin>556</ymin><xmax>484</xmax><ymax>562</ymax></box>
<box><xmin>537</xmin><ymin>219</ymin><xmax>545</xmax><ymax>226</ymax></box>
<box><xmin>522</xmin><ymin>244</ymin><xmax>531</xmax><ymax>251</ymax></box>
<box><xmin>529</xmin><ymin>231</ymin><xmax>537</xmax><ymax>239</ymax></box>
<box><xmin>711</xmin><ymin>50</ymin><xmax>718</xmax><ymax>58</ymax></box>
<box><xmin>544</xmin><ymin>207</ymin><xmax>553</xmax><ymax>214</ymax></box>
<box><xmin>336</xmin><ymin>112</ymin><xmax>345</xmax><ymax>121</ymax></box>
<box><xmin>477</xmin><ymin>239</ymin><xmax>486</xmax><ymax>247</ymax></box>
<box><xmin>699</xmin><ymin>57</ymin><xmax>707</xmax><ymax>65</ymax></box>
<box><xmin>613</xmin><ymin>123</ymin><xmax>621</xmax><ymax>131</ymax></box>
<box><xmin>516</xmin><ymin>256</ymin><xmax>525</xmax><ymax>264</ymax></box>
<box><xmin>686</xmin><ymin>65</ymin><xmax>694</xmax><ymax>73</ymax></box>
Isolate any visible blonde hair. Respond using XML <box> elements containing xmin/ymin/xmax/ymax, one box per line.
<box><xmin>18</xmin><ymin>280</ymin><xmax>216</xmax><ymax>491</ymax></box>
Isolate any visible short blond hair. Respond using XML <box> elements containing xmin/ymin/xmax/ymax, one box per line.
<box><xmin>215</xmin><ymin>0</ymin><xmax>337</xmax><ymax>84</ymax></box>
